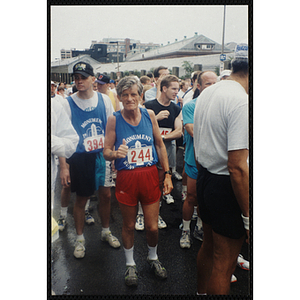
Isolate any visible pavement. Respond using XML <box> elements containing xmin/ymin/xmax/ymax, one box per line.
<box><xmin>50</xmin><ymin>148</ymin><xmax>251</xmax><ymax>296</ymax></box>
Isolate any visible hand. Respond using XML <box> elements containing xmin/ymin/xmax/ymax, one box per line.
<box><xmin>156</xmin><ymin>110</ymin><xmax>170</xmax><ymax>121</ymax></box>
<box><xmin>60</xmin><ymin>167</ymin><xmax>70</xmax><ymax>187</ymax></box>
<box><xmin>116</xmin><ymin>139</ymin><xmax>128</xmax><ymax>158</ymax></box>
<box><xmin>163</xmin><ymin>174</ymin><xmax>173</xmax><ymax>195</ymax></box>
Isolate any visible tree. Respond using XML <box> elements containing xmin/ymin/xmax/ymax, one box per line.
<box><xmin>182</xmin><ymin>61</ymin><xmax>194</xmax><ymax>78</ymax></box>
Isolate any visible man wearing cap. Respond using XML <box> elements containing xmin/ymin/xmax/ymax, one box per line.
<box><xmin>59</xmin><ymin>61</ymin><xmax>121</xmax><ymax>258</ymax></box>
<box><xmin>194</xmin><ymin>44</ymin><xmax>249</xmax><ymax>295</ymax></box>
<box><xmin>96</xmin><ymin>74</ymin><xmax>120</xmax><ymax>112</ymax></box>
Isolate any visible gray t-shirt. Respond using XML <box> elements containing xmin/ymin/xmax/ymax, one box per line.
<box><xmin>193</xmin><ymin>80</ymin><xmax>248</xmax><ymax>175</ymax></box>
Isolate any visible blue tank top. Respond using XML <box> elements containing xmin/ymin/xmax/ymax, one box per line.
<box><xmin>67</xmin><ymin>93</ymin><xmax>107</xmax><ymax>154</ymax></box>
<box><xmin>114</xmin><ymin>107</ymin><xmax>158</xmax><ymax>170</ymax></box>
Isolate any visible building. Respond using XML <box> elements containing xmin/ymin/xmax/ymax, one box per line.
<box><xmin>125</xmin><ymin>33</ymin><xmax>232</xmax><ymax>62</ymax></box>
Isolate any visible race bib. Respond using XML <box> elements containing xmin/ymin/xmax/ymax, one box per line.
<box><xmin>127</xmin><ymin>145</ymin><xmax>153</xmax><ymax>166</ymax></box>
<box><xmin>84</xmin><ymin>134</ymin><xmax>104</xmax><ymax>152</ymax></box>
<box><xmin>159</xmin><ymin>127</ymin><xmax>172</xmax><ymax>136</ymax></box>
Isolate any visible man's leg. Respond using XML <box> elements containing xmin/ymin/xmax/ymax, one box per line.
<box><xmin>142</xmin><ymin>200</ymin><xmax>160</xmax><ymax>247</ymax></box>
<box><xmin>73</xmin><ymin>195</ymin><xmax>89</xmax><ymax>235</ymax></box>
<box><xmin>97</xmin><ymin>186</ymin><xmax>111</xmax><ymax>228</ymax></box>
<box><xmin>197</xmin><ymin>222</ymin><xmax>214</xmax><ymax>294</ymax></box>
<box><xmin>207</xmin><ymin>231</ymin><xmax>245</xmax><ymax>295</ymax></box>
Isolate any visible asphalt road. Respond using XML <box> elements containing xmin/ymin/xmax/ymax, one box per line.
<box><xmin>50</xmin><ymin>148</ymin><xmax>251</xmax><ymax>297</ymax></box>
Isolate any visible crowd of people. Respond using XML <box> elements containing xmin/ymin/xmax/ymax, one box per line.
<box><xmin>51</xmin><ymin>43</ymin><xmax>250</xmax><ymax>295</ymax></box>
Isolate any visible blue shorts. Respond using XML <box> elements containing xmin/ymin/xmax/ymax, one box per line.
<box><xmin>67</xmin><ymin>151</ymin><xmax>113</xmax><ymax>197</ymax></box>
<box><xmin>185</xmin><ymin>161</ymin><xmax>198</xmax><ymax>180</ymax></box>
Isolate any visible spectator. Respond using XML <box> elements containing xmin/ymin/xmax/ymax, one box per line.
<box><xmin>144</xmin><ymin>66</ymin><xmax>170</xmax><ymax>102</ymax></box>
<box><xmin>140</xmin><ymin>75</ymin><xmax>152</xmax><ymax>86</ymax></box>
<box><xmin>194</xmin><ymin>44</ymin><xmax>249</xmax><ymax>295</ymax></box>
<box><xmin>180</xmin><ymin>71</ymin><xmax>217</xmax><ymax>249</ymax></box>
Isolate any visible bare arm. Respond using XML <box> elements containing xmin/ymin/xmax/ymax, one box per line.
<box><xmin>58</xmin><ymin>157</ymin><xmax>70</xmax><ymax>187</ymax></box>
<box><xmin>148</xmin><ymin>110</ymin><xmax>173</xmax><ymax>195</ymax></box>
<box><xmin>228</xmin><ymin>149</ymin><xmax>249</xmax><ymax>242</ymax></box>
<box><xmin>103</xmin><ymin>115</ymin><xmax>128</xmax><ymax>161</ymax></box>
<box><xmin>184</xmin><ymin>123</ymin><xmax>193</xmax><ymax>138</ymax></box>
<box><xmin>164</xmin><ymin>112</ymin><xmax>183</xmax><ymax>141</ymax></box>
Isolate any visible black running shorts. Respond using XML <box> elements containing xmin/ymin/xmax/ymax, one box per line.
<box><xmin>196</xmin><ymin>166</ymin><xmax>246</xmax><ymax>239</ymax></box>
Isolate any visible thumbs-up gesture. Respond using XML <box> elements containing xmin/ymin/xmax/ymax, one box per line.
<box><xmin>116</xmin><ymin>139</ymin><xmax>128</xmax><ymax>158</ymax></box>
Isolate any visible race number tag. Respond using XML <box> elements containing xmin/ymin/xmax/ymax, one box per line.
<box><xmin>84</xmin><ymin>134</ymin><xmax>104</xmax><ymax>152</ymax></box>
<box><xmin>127</xmin><ymin>145</ymin><xmax>153</xmax><ymax>166</ymax></box>
<box><xmin>159</xmin><ymin>127</ymin><xmax>172</xmax><ymax>136</ymax></box>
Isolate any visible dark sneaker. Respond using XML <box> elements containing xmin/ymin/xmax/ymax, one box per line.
<box><xmin>147</xmin><ymin>258</ymin><xmax>167</xmax><ymax>279</ymax></box>
<box><xmin>125</xmin><ymin>265</ymin><xmax>138</xmax><ymax>286</ymax></box>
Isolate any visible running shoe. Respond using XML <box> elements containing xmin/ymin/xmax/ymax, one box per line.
<box><xmin>58</xmin><ymin>216</ymin><xmax>66</xmax><ymax>231</ymax></box>
<box><xmin>163</xmin><ymin>194</ymin><xmax>174</xmax><ymax>204</ymax></box>
<box><xmin>124</xmin><ymin>265</ymin><xmax>138</xmax><ymax>286</ymax></box>
<box><xmin>158</xmin><ymin>215</ymin><xmax>167</xmax><ymax>229</ymax></box>
<box><xmin>231</xmin><ymin>274</ymin><xmax>237</xmax><ymax>283</ymax></box>
<box><xmin>193</xmin><ymin>224</ymin><xmax>204</xmax><ymax>241</ymax></box>
<box><xmin>181</xmin><ymin>190</ymin><xmax>187</xmax><ymax>201</ymax></box>
<box><xmin>101</xmin><ymin>231</ymin><xmax>121</xmax><ymax>248</ymax></box>
<box><xmin>135</xmin><ymin>214</ymin><xmax>144</xmax><ymax>231</ymax></box>
<box><xmin>172</xmin><ymin>171</ymin><xmax>182</xmax><ymax>181</ymax></box>
<box><xmin>237</xmin><ymin>254</ymin><xmax>250</xmax><ymax>270</ymax></box>
<box><xmin>191</xmin><ymin>210</ymin><xmax>198</xmax><ymax>220</ymax></box>
<box><xmin>180</xmin><ymin>230</ymin><xmax>191</xmax><ymax>249</ymax></box>
<box><xmin>147</xmin><ymin>258</ymin><xmax>167</xmax><ymax>279</ymax></box>
<box><xmin>85</xmin><ymin>211</ymin><xmax>95</xmax><ymax>225</ymax></box>
<box><xmin>74</xmin><ymin>240</ymin><xmax>85</xmax><ymax>259</ymax></box>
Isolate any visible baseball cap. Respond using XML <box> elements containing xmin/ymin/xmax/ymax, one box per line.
<box><xmin>95</xmin><ymin>74</ymin><xmax>110</xmax><ymax>85</ymax></box>
<box><xmin>72</xmin><ymin>61</ymin><xmax>94</xmax><ymax>77</ymax></box>
<box><xmin>220</xmin><ymin>70</ymin><xmax>231</xmax><ymax>79</ymax></box>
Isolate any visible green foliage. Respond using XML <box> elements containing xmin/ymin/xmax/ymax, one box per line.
<box><xmin>182</xmin><ymin>61</ymin><xmax>194</xmax><ymax>78</ymax></box>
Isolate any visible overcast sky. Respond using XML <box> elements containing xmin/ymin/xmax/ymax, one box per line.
<box><xmin>51</xmin><ymin>5</ymin><xmax>248</xmax><ymax>61</ymax></box>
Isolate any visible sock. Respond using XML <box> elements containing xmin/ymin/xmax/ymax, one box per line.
<box><xmin>196</xmin><ymin>217</ymin><xmax>203</xmax><ymax>228</ymax></box>
<box><xmin>182</xmin><ymin>185</ymin><xmax>187</xmax><ymax>192</ymax></box>
<box><xmin>171</xmin><ymin>167</ymin><xmax>176</xmax><ymax>173</ymax></box>
<box><xmin>124</xmin><ymin>246</ymin><xmax>135</xmax><ymax>266</ymax></box>
<box><xmin>84</xmin><ymin>199</ymin><xmax>90</xmax><ymax>212</ymax></box>
<box><xmin>76</xmin><ymin>234</ymin><xmax>85</xmax><ymax>242</ymax></box>
<box><xmin>194</xmin><ymin>206</ymin><xmax>197</xmax><ymax>215</ymax></box>
<box><xmin>147</xmin><ymin>244</ymin><xmax>158</xmax><ymax>260</ymax></box>
<box><xmin>102</xmin><ymin>227</ymin><xmax>110</xmax><ymax>234</ymax></box>
<box><xmin>182</xmin><ymin>219</ymin><xmax>191</xmax><ymax>231</ymax></box>
<box><xmin>196</xmin><ymin>292</ymin><xmax>207</xmax><ymax>295</ymax></box>
<box><xmin>60</xmin><ymin>206</ymin><xmax>68</xmax><ymax>218</ymax></box>
<box><xmin>137</xmin><ymin>202</ymin><xmax>143</xmax><ymax>215</ymax></box>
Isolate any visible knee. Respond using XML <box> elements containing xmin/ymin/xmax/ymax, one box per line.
<box><xmin>123</xmin><ymin>222</ymin><xmax>135</xmax><ymax>234</ymax></box>
<box><xmin>145</xmin><ymin>223</ymin><xmax>158</xmax><ymax>234</ymax></box>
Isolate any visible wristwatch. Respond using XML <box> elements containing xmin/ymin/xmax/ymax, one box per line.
<box><xmin>164</xmin><ymin>170</ymin><xmax>171</xmax><ymax>175</ymax></box>
<box><xmin>162</xmin><ymin>135</ymin><xmax>165</xmax><ymax>141</ymax></box>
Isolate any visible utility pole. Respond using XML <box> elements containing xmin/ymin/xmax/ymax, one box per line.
<box><xmin>220</xmin><ymin>5</ymin><xmax>226</xmax><ymax>74</ymax></box>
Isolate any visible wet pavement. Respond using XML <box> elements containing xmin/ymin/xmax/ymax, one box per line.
<box><xmin>50</xmin><ymin>148</ymin><xmax>251</xmax><ymax>296</ymax></box>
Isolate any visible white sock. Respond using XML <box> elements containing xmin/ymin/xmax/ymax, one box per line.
<box><xmin>76</xmin><ymin>234</ymin><xmax>85</xmax><ymax>242</ymax></box>
<box><xmin>102</xmin><ymin>227</ymin><xmax>110</xmax><ymax>234</ymax></box>
<box><xmin>60</xmin><ymin>206</ymin><xmax>68</xmax><ymax>218</ymax></box>
<box><xmin>137</xmin><ymin>202</ymin><xmax>143</xmax><ymax>215</ymax></box>
<box><xmin>84</xmin><ymin>199</ymin><xmax>90</xmax><ymax>211</ymax></box>
<box><xmin>196</xmin><ymin>217</ymin><xmax>203</xmax><ymax>228</ymax></box>
<box><xmin>171</xmin><ymin>167</ymin><xmax>176</xmax><ymax>173</ymax></box>
<box><xmin>182</xmin><ymin>219</ymin><xmax>191</xmax><ymax>231</ymax></box>
<box><xmin>124</xmin><ymin>246</ymin><xmax>135</xmax><ymax>266</ymax></box>
<box><xmin>182</xmin><ymin>185</ymin><xmax>187</xmax><ymax>192</ymax></box>
<box><xmin>147</xmin><ymin>244</ymin><xmax>158</xmax><ymax>260</ymax></box>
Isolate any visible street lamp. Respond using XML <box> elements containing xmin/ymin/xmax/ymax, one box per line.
<box><xmin>109</xmin><ymin>41</ymin><xmax>120</xmax><ymax>79</ymax></box>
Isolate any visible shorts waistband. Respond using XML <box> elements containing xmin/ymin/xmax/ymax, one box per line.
<box><xmin>118</xmin><ymin>165</ymin><xmax>157</xmax><ymax>174</ymax></box>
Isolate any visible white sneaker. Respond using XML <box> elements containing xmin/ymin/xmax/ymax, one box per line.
<box><xmin>181</xmin><ymin>191</ymin><xmax>187</xmax><ymax>201</ymax></box>
<box><xmin>74</xmin><ymin>240</ymin><xmax>85</xmax><ymax>258</ymax></box>
<box><xmin>237</xmin><ymin>254</ymin><xmax>249</xmax><ymax>270</ymax></box>
<box><xmin>85</xmin><ymin>211</ymin><xmax>95</xmax><ymax>225</ymax></box>
<box><xmin>180</xmin><ymin>230</ymin><xmax>191</xmax><ymax>249</ymax></box>
<box><xmin>163</xmin><ymin>194</ymin><xmax>174</xmax><ymax>204</ymax></box>
<box><xmin>172</xmin><ymin>171</ymin><xmax>182</xmax><ymax>181</ymax></box>
<box><xmin>158</xmin><ymin>215</ymin><xmax>167</xmax><ymax>229</ymax></box>
<box><xmin>231</xmin><ymin>274</ymin><xmax>237</xmax><ymax>283</ymax></box>
<box><xmin>135</xmin><ymin>214</ymin><xmax>144</xmax><ymax>230</ymax></box>
<box><xmin>101</xmin><ymin>231</ymin><xmax>121</xmax><ymax>248</ymax></box>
